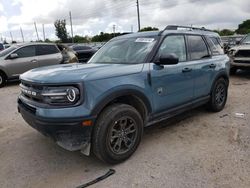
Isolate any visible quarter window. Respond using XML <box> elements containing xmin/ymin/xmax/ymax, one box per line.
<box><xmin>187</xmin><ymin>35</ymin><xmax>209</xmax><ymax>60</ymax></box>
<box><xmin>36</xmin><ymin>45</ymin><xmax>59</xmax><ymax>56</ymax></box>
<box><xmin>157</xmin><ymin>35</ymin><xmax>187</xmax><ymax>62</ymax></box>
<box><xmin>15</xmin><ymin>46</ymin><xmax>36</xmax><ymax>58</ymax></box>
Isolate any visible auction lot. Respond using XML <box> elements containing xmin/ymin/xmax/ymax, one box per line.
<box><xmin>0</xmin><ymin>72</ymin><xmax>249</xmax><ymax>188</ymax></box>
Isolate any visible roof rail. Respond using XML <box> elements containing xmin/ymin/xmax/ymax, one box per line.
<box><xmin>159</xmin><ymin>25</ymin><xmax>213</xmax><ymax>35</ymax></box>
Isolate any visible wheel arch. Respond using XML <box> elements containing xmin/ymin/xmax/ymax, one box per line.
<box><xmin>210</xmin><ymin>71</ymin><xmax>229</xmax><ymax>94</ymax></box>
<box><xmin>91</xmin><ymin>89</ymin><xmax>152</xmax><ymax>123</ymax></box>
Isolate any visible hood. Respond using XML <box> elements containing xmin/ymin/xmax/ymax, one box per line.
<box><xmin>20</xmin><ymin>63</ymin><xmax>144</xmax><ymax>84</ymax></box>
<box><xmin>230</xmin><ymin>44</ymin><xmax>250</xmax><ymax>51</ymax></box>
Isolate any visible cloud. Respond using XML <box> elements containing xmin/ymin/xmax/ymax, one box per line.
<box><xmin>1</xmin><ymin>0</ymin><xmax>250</xmax><ymax>42</ymax></box>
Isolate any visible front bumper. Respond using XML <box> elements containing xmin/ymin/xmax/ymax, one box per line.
<box><xmin>18</xmin><ymin>99</ymin><xmax>95</xmax><ymax>152</ymax></box>
<box><xmin>230</xmin><ymin>57</ymin><xmax>250</xmax><ymax>68</ymax></box>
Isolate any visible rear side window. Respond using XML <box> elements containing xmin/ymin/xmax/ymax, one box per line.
<box><xmin>157</xmin><ymin>35</ymin><xmax>187</xmax><ymax>62</ymax></box>
<box><xmin>15</xmin><ymin>46</ymin><xmax>36</xmax><ymax>58</ymax></box>
<box><xmin>36</xmin><ymin>45</ymin><xmax>59</xmax><ymax>56</ymax></box>
<box><xmin>187</xmin><ymin>35</ymin><xmax>209</xmax><ymax>60</ymax></box>
<box><xmin>206</xmin><ymin>37</ymin><xmax>224</xmax><ymax>55</ymax></box>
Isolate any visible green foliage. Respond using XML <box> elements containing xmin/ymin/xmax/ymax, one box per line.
<box><xmin>236</xmin><ymin>19</ymin><xmax>250</xmax><ymax>34</ymax></box>
<box><xmin>54</xmin><ymin>19</ymin><xmax>69</xmax><ymax>42</ymax></box>
<box><xmin>44</xmin><ymin>38</ymin><xmax>52</xmax><ymax>43</ymax></box>
<box><xmin>214</xmin><ymin>29</ymin><xmax>235</xmax><ymax>36</ymax></box>
<box><xmin>139</xmin><ymin>27</ymin><xmax>159</xmax><ymax>32</ymax></box>
<box><xmin>72</xmin><ymin>35</ymin><xmax>89</xmax><ymax>43</ymax></box>
<box><xmin>92</xmin><ymin>32</ymin><xmax>120</xmax><ymax>42</ymax></box>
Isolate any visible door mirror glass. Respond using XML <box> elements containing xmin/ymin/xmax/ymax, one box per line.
<box><xmin>157</xmin><ymin>53</ymin><xmax>179</xmax><ymax>65</ymax></box>
<box><xmin>9</xmin><ymin>53</ymin><xmax>18</xmax><ymax>59</ymax></box>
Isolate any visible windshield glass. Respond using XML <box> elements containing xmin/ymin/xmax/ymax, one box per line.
<box><xmin>0</xmin><ymin>46</ymin><xmax>17</xmax><ymax>57</ymax></box>
<box><xmin>241</xmin><ymin>35</ymin><xmax>250</xmax><ymax>44</ymax></box>
<box><xmin>89</xmin><ymin>37</ymin><xmax>157</xmax><ymax>64</ymax></box>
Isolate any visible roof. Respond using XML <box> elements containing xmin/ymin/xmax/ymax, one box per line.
<box><xmin>114</xmin><ymin>26</ymin><xmax>220</xmax><ymax>40</ymax></box>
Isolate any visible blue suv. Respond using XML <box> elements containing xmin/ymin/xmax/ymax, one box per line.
<box><xmin>18</xmin><ymin>25</ymin><xmax>230</xmax><ymax>164</ymax></box>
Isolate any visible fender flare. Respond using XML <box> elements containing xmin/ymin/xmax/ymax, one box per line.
<box><xmin>90</xmin><ymin>88</ymin><xmax>152</xmax><ymax>117</ymax></box>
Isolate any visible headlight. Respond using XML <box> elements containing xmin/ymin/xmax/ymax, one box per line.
<box><xmin>42</xmin><ymin>86</ymin><xmax>80</xmax><ymax>105</ymax></box>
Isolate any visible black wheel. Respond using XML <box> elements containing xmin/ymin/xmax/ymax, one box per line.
<box><xmin>207</xmin><ymin>78</ymin><xmax>228</xmax><ymax>112</ymax></box>
<box><xmin>230</xmin><ymin>67</ymin><xmax>237</xmax><ymax>75</ymax></box>
<box><xmin>0</xmin><ymin>72</ymin><xmax>6</xmax><ymax>88</ymax></box>
<box><xmin>92</xmin><ymin>104</ymin><xmax>143</xmax><ymax>164</ymax></box>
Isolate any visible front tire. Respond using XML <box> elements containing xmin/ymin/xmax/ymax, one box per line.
<box><xmin>92</xmin><ymin>104</ymin><xmax>143</xmax><ymax>164</ymax></box>
<box><xmin>230</xmin><ymin>67</ymin><xmax>237</xmax><ymax>75</ymax></box>
<box><xmin>207</xmin><ymin>78</ymin><xmax>228</xmax><ymax>112</ymax></box>
<box><xmin>0</xmin><ymin>72</ymin><xmax>6</xmax><ymax>88</ymax></box>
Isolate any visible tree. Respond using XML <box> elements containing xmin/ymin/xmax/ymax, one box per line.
<box><xmin>236</xmin><ymin>19</ymin><xmax>250</xmax><ymax>34</ymax></box>
<box><xmin>54</xmin><ymin>19</ymin><xmax>69</xmax><ymax>42</ymax></box>
<box><xmin>72</xmin><ymin>35</ymin><xmax>89</xmax><ymax>43</ymax></box>
<box><xmin>139</xmin><ymin>27</ymin><xmax>159</xmax><ymax>32</ymax></box>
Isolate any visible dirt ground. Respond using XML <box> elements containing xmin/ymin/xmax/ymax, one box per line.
<box><xmin>0</xmin><ymin>71</ymin><xmax>249</xmax><ymax>188</ymax></box>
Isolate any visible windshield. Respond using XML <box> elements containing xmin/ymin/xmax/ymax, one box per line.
<box><xmin>0</xmin><ymin>46</ymin><xmax>17</xmax><ymax>57</ymax></box>
<box><xmin>241</xmin><ymin>35</ymin><xmax>250</xmax><ymax>44</ymax></box>
<box><xmin>89</xmin><ymin>37</ymin><xmax>157</xmax><ymax>64</ymax></box>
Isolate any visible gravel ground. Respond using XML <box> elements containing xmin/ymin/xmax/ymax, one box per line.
<box><xmin>0</xmin><ymin>71</ymin><xmax>249</xmax><ymax>188</ymax></box>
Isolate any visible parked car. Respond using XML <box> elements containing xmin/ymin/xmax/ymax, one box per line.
<box><xmin>70</xmin><ymin>44</ymin><xmax>97</xmax><ymax>63</ymax></box>
<box><xmin>18</xmin><ymin>25</ymin><xmax>230</xmax><ymax>164</ymax></box>
<box><xmin>0</xmin><ymin>43</ymin><xmax>4</xmax><ymax>51</ymax></box>
<box><xmin>0</xmin><ymin>43</ymin><xmax>63</xmax><ymax>87</ymax></box>
<box><xmin>221</xmin><ymin>35</ymin><xmax>245</xmax><ymax>54</ymax></box>
<box><xmin>228</xmin><ymin>34</ymin><xmax>250</xmax><ymax>74</ymax></box>
<box><xmin>56</xmin><ymin>44</ymin><xmax>78</xmax><ymax>64</ymax></box>
<box><xmin>3</xmin><ymin>44</ymin><xmax>11</xmax><ymax>49</ymax></box>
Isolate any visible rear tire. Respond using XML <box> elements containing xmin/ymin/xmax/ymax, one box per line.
<box><xmin>207</xmin><ymin>78</ymin><xmax>228</xmax><ymax>112</ymax></box>
<box><xmin>0</xmin><ymin>72</ymin><xmax>6</xmax><ymax>88</ymax></box>
<box><xmin>92</xmin><ymin>104</ymin><xmax>143</xmax><ymax>164</ymax></box>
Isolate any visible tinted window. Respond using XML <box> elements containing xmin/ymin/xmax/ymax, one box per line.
<box><xmin>157</xmin><ymin>35</ymin><xmax>187</xmax><ymax>61</ymax></box>
<box><xmin>15</xmin><ymin>46</ymin><xmax>36</xmax><ymax>58</ymax></box>
<box><xmin>206</xmin><ymin>37</ymin><xmax>224</xmax><ymax>55</ymax></box>
<box><xmin>187</xmin><ymin>35</ymin><xmax>209</xmax><ymax>60</ymax></box>
<box><xmin>0</xmin><ymin>43</ymin><xmax>4</xmax><ymax>50</ymax></box>
<box><xmin>73</xmin><ymin>46</ymin><xmax>92</xmax><ymax>50</ymax></box>
<box><xmin>36</xmin><ymin>45</ymin><xmax>59</xmax><ymax>56</ymax></box>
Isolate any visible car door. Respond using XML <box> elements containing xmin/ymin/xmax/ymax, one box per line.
<box><xmin>36</xmin><ymin>44</ymin><xmax>63</xmax><ymax>67</ymax></box>
<box><xmin>186</xmin><ymin>35</ymin><xmax>218</xmax><ymax>98</ymax></box>
<box><xmin>4</xmin><ymin>45</ymin><xmax>38</xmax><ymax>77</ymax></box>
<box><xmin>150</xmin><ymin>34</ymin><xmax>195</xmax><ymax>114</ymax></box>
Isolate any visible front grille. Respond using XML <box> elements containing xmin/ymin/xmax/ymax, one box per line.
<box><xmin>20</xmin><ymin>81</ymin><xmax>44</xmax><ymax>103</ymax></box>
<box><xmin>234</xmin><ymin>60</ymin><xmax>250</xmax><ymax>64</ymax></box>
<box><xmin>235</xmin><ymin>50</ymin><xmax>250</xmax><ymax>58</ymax></box>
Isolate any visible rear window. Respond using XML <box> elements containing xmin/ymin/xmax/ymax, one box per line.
<box><xmin>73</xmin><ymin>46</ymin><xmax>92</xmax><ymax>50</ymax></box>
<box><xmin>36</xmin><ymin>45</ymin><xmax>59</xmax><ymax>56</ymax></box>
<box><xmin>187</xmin><ymin>35</ymin><xmax>209</xmax><ymax>60</ymax></box>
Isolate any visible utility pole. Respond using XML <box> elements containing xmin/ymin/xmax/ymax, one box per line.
<box><xmin>113</xmin><ymin>25</ymin><xmax>116</xmax><ymax>37</ymax></box>
<box><xmin>20</xmin><ymin>27</ymin><xmax>24</xmax><ymax>42</ymax></box>
<box><xmin>136</xmin><ymin>0</ymin><xmax>141</xmax><ymax>31</ymax></box>
<box><xmin>0</xmin><ymin>33</ymin><xmax>3</xmax><ymax>41</ymax></box>
<box><xmin>69</xmin><ymin>11</ymin><xmax>74</xmax><ymax>43</ymax></box>
<box><xmin>34</xmin><ymin>22</ymin><xmax>39</xmax><ymax>41</ymax></box>
<box><xmin>42</xmin><ymin>24</ymin><xmax>46</xmax><ymax>41</ymax></box>
<box><xmin>9</xmin><ymin>31</ymin><xmax>13</xmax><ymax>42</ymax></box>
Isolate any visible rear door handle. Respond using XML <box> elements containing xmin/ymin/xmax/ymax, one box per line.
<box><xmin>182</xmin><ymin>67</ymin><xmax>192</xmax><ymax>73</ymax></box>
<box><xmin>209</xmin><ymin>64</ymin><xmax>216</xmax><ymax>68</ymax></box>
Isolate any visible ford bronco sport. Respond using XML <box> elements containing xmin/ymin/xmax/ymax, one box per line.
<box><xmin>18</xmin><ymin>25</ymin><xmax>230</xmax><ymax>164</ymax></box>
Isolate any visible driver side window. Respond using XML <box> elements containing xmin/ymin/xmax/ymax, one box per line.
<box><xmin>14</xmin><ymin>46</ymin><xmax>36</xmax><ymax>58</ymax></box>
<box><xmin>157</xmin><ymin>35</ymin><xmax>187</xmax><ymax>62</ymax></box>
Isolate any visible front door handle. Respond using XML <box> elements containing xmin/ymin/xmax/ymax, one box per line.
<box><xmin>182</xmin><ymin>67</ymin><xmax>192</xmax><ymax>73</ymax></box>
<box><xmin>209</xmin><ymin>64</ymin><xmax>216</xmax><ymax>68</ymax></box>
<box><xmin>30</xmin><ymin>59</ymin><xmax>37</xmax><ymax>63</ymax></box>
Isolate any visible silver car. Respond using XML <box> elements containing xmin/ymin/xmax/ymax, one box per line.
<box><xmin>0</xmin><ymin>43</ymin><xmax>63</xmax><ymax>87</ymax></box>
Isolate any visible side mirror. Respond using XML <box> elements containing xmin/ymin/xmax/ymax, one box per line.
<box><xmin>9</xmin><ymin>53</ymin><xmax>18</xmax><ymax>59</ymax></box>
<box><xmin>156</xmin><ymin>53</ymin><xmax>179</xmax><ymax>65</ymax></box>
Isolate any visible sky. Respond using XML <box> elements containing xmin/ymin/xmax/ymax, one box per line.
<box><xmin>0</xmin><ymin>0</ymin><xmax>250</xmax><ymax>42</ymax></box>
